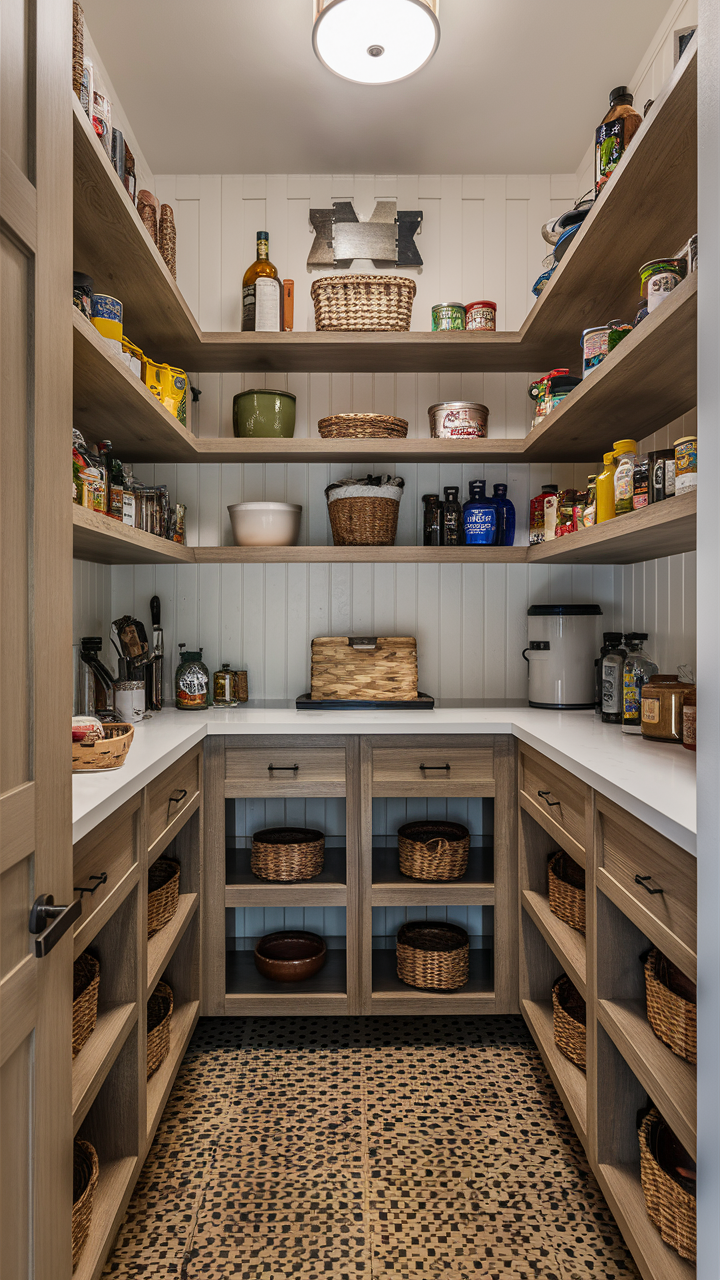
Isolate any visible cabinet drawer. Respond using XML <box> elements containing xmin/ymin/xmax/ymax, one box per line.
<box><xmin>73</xmin><ymin>797</ymin><xmax>139</xmax><ymax>945</ymax></box>
<box><xmin>520</xmin><ymin>749</ymin><xmax>587</xmax><ymax>858</ymax></box>
<box><xmin>372</xmin><ymin>746</ymin><xmax>493</xmax><ymax>795</ymax></box>
<box><xmin>147</xmin><ymin>747</ymin><xmax>201</xmax><ymax>856</ymax></box>
<box><xmin>225</xmin><ymin>745</ymin><xmax>346</xmax><ymax>796</ymax></box>
<box><xmin>598</xmin><ymin>801</ymin><xmax>696</xmax><ymax>961</ymax></box>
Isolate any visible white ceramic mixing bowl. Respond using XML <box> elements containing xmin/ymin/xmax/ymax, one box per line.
<box><xmin>227</xmin><ymin>501</ymin><xmax>302</xmax><ymax>547</ymax></box>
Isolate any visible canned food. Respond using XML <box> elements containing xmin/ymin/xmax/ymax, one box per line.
<box><xmin>91</xmin><ymin>293</ymin><xmax>123</xmax><ymax>356</ymax></box>
<box><xmin>674</xmin><ymin>436</ymin><xmax>697</xmax><ymax>494</ymax></box>
<box><xmin>639</xmin><ymin>258</ymin><xmax>687</xmax><ymax>312</ymax></box>
<box><xmin>465</xmin><ymin>300</ymin><xmax>497</xmax><ymax>331</ymax></box>
<box><xmin>428</xmin><ymin>401</ymin><xmax>488</xmax><ymax>439</ymax></box>
<box><xmin>581</xmin><ymin>325</ymin><xmax>611</xmax><ymax>378</ymax></box>
<box><xmin>73</xmin><ymin>272</ymin><xmax>94</xmax><ymax>320</ymax></box>
<box><xmin>432</xmin><ymin>303</ymin><xmax>465</xmax><ymax>331</ymax></box>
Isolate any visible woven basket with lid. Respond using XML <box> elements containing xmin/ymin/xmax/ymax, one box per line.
<box><xmin>552</xmin><ymin>973</ymin><xmax>586</xmax><ymax>1071</ymax></box>
<box><xmin>644</xmin><ymin>947</ymin><xmax>696</xmax><ymax>1064</ymax></box>
<box><xmin>72</xmin><ymin>1138</ymin><xmax>99</xmax><ymax>1269</ymax></box>
<box><xmin>639</xmin><ymin>1107</ymin><xmax>696</xmax><ymax>1261</ymax></box>
<box><xmin>397</xmin><ymin>820</ymin><xmax>470</xmax><ymax>881</ymax></box>
<box><xmin>311</xmin><ymin>275</ymin><xmax>416</xmax><ymax>331</ymax></box>
<box><xmin>310</xmin><ymin>635</ymin><xmax>418</xmax><ymax>701</ymax></box>
<box><xmin>251</xmin><ymin>827</ymin><xmax>325</xmax><ymax>882</ymax></box>
<box><xmin>396</xmin><ymin>920</ymin><xmax>469</xmax><ymax>990</ymax></box>
<box><xmin>318</xmin><ymin>414</ymin><xmax>409</xmax><ymax>440</ymax></box>
<box><xmin>547</xmin><ymin>850</ymin><xmax>586</xmax><ymax>934</ymax></box>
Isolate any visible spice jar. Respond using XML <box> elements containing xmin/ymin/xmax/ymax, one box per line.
<box><xmin>682</xmin><ymin>686</ymin><xmax>696</xmax><ymax>752</ymax></box>
<box><xmin>175</xmin><ymin>645</ymin><xmax>209</xmax><ymax>711</ymax></box>
<box><xmin>674</xmin><ymin>436</ymin><xmax>697</xmax><ymax>494</ymax></box>
<box><xmin>641</xmin><ymin>674</ymin><xmax>686</xmax><ymax>743</ymax></box>
<box><xmin>213</xmin><ymin>664</ymin><xmax>248</xmax><ymax>706</ymax></box>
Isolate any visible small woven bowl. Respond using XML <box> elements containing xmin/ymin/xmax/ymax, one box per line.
<box><xmin>317</xmin><ymin>413</ymin><xmax>409</xmax><ymax>439</ymax></box>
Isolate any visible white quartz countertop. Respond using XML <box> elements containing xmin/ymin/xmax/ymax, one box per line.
<box><xmin>72</xmin><ymin>705</ymin><xmax>697</xmax><ymax>852</ymax></box>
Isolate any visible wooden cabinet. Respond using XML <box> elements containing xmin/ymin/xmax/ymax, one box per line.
<box><xmin>372</xmin><ymin>742</ymin><xmax>494</xmax><ymax>796</ymax></box>
<box><xmin>225</xmin><ymin>740</ymin><xmax>347</xmax><ymax>796</ymax></box>
<box><xmin>519</xmin><ymin>745</ymin><xmax>588</xmax><ymax>861</ymax></box>
<box><xmin>146</xmin><ymin>747</ymin><xmax>201</xmax><ymax>859</ymax></box>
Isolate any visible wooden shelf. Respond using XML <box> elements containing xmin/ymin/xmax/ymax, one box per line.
<box><xmin>528</xmin><ymin>489</ymin><xmax>697</xmax><ymax>566</ymax></box>
<box><xmin>371</xmin><ymin>947</ymin><xmax>494</xmax><ymax>1014</ymax></box>
<box><xmin>597</xmin><ymin>997</ymin><xmax>696</xmax><ymax>1160</ymax></box>
<box><xmin>72</xmin><ymin>1154</ymin><xmax>137</xmax><ymax>1280</ymax></box>
<box><xmin>225</xmin><ymin>845</ymin><xmax>346</xmax><ymax>906</ymax></box>
<box><xmin>146</xmin><ymin>893</ymin><xmax>198</xmax><ymax>998</ymax></box>
<box><xmin>371</xmin><ymin>845</ymin><xmax>493</xmax><ymax>906</ymax></box>
<box><xmin>596</xmin><ymin>1162</ymin><xmax>696</xmax><ymax>1280</ymax></box>
<box><xmin>73</xmin><ymin>311</ymin><xmax>197</xmax><ymax>462</ymax></box>
<box><xmin>72</xmin><ymin>39</ymin><xmax>695</xmax><ymax>375</ymax></box>
<box><xmin>194</xmin><ymin>544</ymin><xmax>529</xmax><ymax>564</ymax></box>
<box><xmin>522</xmin><ymin>890</ymin><xmax>586</xmax><ymax>996</ymax></box>
<box><xmin>146</xmin><ymin>999</ymin><xmax>200</xmax><ymax>1143</ymax></box>
<box><xmin>72</xmin><ymin>1003</ymin><xmax>137</xmax><ymax>1134</ymax></box>
<box><xmin>224</xmin><ymin>948</ymin><xmax>348</xmax><ymax>1015</ymax></box>
<box><xmin>521</xmin><ymin>998</ymin><xmax>587</xmax><ymax>1148</ymax></box>
<box><xmin>72</xmin><ymin>504</ymin><xmax>194</xmax><ymax>566</ymax></box>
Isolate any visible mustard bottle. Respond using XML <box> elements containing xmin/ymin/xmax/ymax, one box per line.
<box><xmin>596</xmin><ymin>451</ymin><xmax>617</xmax><ymax>523</ymax></box>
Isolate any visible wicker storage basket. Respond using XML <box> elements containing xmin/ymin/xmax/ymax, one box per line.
<box><xmin>72</xmin><ymin>952</ymin><xmax>100</xmax><ymax>1059</ymax></box>
<box><xmin>72</xmin><ymin>3</ymin><xmax>84</xmax><ymax>99</ymax></box>
<box><xmin>552</xmin><ymin>974</ymin><xmax>587</xmax><ymax>1071</ymax></box>
<box><xmin>326</xmin><ymin>475</ymin><xmax>404</xmax><ymax>546</ymax></box>
<box><xmin>251</xmin><ymin>827</ymin><xmax>325</xmax><ymax>881</ymax></box>
<box><xmin>147</xmin><ymin>980</ymin><xmax>174</xmax><ymax>1078</ymax></box>
<box><xmin>72</xmin><ymin>723</ymin><xmax>134</xmax><ymax>772</ymax></box>
<box><xmin>548</xmin><ymin>850</ymin><xmax>586</xmax><ymax>934</ymax></box>
<box><xmin>317</xmin><ymin>413</ymin><xmax>409</xmax><ymax>440</ymax></box>
<box><xmin>72</xmin><ymin>1138</ymin><xmax>99</xmax><ymax>1270</ymax></box>
<box><xmin>639</xmin><ymin>1108</ymin><xmax>696</xmax><ymax>1262</ymax></box>
<box><xmin>147</xmin><ymin>857</ymin><xmax>180</xmax><ymax>937</ymax></box>
<box><xmin>645</xmin><ymin>948</ymin><xmax>697</xmax><ymax>1064</ymax></box>
<box><xmin>397</xmin><ymin>820</ymin><xmax>470</xmax><ymax>881</ymax></box>
<box><xmin>159</xmin><ymin>203</ymin><xmax>177</xmax><ymax>279</ymax></box>
<box><xmin>137</xmin><ymin>189</ymin><xmax>159</xmax><ymax>244</ymax></box>
<box><xmin>396</xmin><ymin>920</ymin><xmax>469</xmax><ymax>990</ymax></box>
<box><xmin>311</xmin><ymin>275</ymin><xmax>416</xmax><ymax>332</ymax></box>
<box><xmin>311</xmin><ymin>635</ymin><xmax>418</xmax><ymax>701</ymax></box>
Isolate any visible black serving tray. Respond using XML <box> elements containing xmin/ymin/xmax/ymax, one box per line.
<box><xmin>296</xmin><ymin>693</ymin><xmax>435</xmax><ymax>711</ymax></box>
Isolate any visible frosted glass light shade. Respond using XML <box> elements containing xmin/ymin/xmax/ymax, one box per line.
<box><xmin>313</xmin><ymin>0</ymin><xmax>440</xmax><ymax>85</ymax></box>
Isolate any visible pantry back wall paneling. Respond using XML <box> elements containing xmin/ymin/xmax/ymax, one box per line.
<box><xmin>102</xmin><ymin>170</ymin><xmax>696</xmax><ymax>698</ymax></box>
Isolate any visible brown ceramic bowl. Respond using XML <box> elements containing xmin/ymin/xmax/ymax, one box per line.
<box><xmin>254</xmin><ymin>931</ymin><xmax>327</xmax><ymax>983</ymax></box>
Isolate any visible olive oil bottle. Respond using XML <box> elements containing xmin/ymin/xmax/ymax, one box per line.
<box><xmin>242</xmin><ymin>231</ymin><xmax>281</xmax><ymax>332</ymax></box>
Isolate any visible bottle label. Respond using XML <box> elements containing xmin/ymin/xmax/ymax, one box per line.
<box><xmin>623</xmin><ymin>672</ymin><xmax>641</xmax><ymax>722</ymax></box>
<box><xmin>177</xmin><ymin>669</ymin><xmax>207</xmax><ymax>709</ymax></box>
<box><xmin>642</xmin><ymin>697</ymin><xmax>660</xmax><ymax>724</ymax></box>
<box><xmin>243</xmin><ymin>284</ymin><xmax>255</xmax><ymax>329</ymax></box>
<box><xmin>257</xmin><ymin>237</ymin><xmax>269</xmax><ymax>260</ymax></box>
<box><xmin>255</xmin><ymin>277</ymin><xmax>281</xmax><ymax>332</ymax></box>
<box><xmin>602</xmin><ymin>659</ymin><xmax>621</xmax><ymax>713</ymax></box>
<box><xmin>464</xmin><ymin>507</ymin><xmax>496</xmax><ymax>544</ymax></box>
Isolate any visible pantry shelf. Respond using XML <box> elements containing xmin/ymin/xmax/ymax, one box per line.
<box><xmin>146</xmin><ymin>999</ymin><xmax>200</xmax><ymax>1144</ymax></box>
<box><xmin>521</xmin><ymin>998</ymin><xmax>587</xmax><ymax>1147</ymax></box>
<box><xmin>597</xmin><ymin>1163</ymin><xmax>696</xmax><ymax>1280</ymax></box>
<box><xmin>72</xmin><ymin>504</ymin><xmax>195</xmax><ymax>565</ymax></box>
<box><xmin>527</xmin><ymin>490</ymin><xmax>697</xmax><ymax>565</ymax></box>
<box><xmin>147</xmin><ymin>893</ymin><xmax>199</xmax><ymax>999</ymax></box>
<box><xmin>522</xmin><ymin>890</ymin><xmax>587</xmax><ymax>997</ymax></box>
<box><xmin>72</xmin><ymin>1002</ymin><xmax>138</xmax><ymax>1135</ymax></box>
<box><xmin>72</xmin><ymin>37</ymin><xmax>695</xmax><ymax>375</ymax></box>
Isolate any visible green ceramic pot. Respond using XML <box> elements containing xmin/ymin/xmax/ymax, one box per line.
<box><xmin>233</xmin><ymin>389</ymin><xmax>296</xmax><ymax>438</ymax></box>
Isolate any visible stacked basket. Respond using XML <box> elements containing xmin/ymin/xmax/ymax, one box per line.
<box><xmin>318</xmin><ymin>414</ymin><xmax>408</xmax><ymax>440</ymax></box>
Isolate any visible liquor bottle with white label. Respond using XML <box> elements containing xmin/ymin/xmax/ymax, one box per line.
<box><xmin>242</xmin><ymin>231</ymin><xmax>281</xmax><ymax>331</ymax></box>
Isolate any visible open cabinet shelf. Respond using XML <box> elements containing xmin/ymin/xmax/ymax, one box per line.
<box><xmin>72</xmin><ymin>1155</ymin><xmax>138</xmax><ymax>1280</ymax></box>
<box><xmin>147</xmin><ymin>894</ymin><xmax>199</xmax><ymax>998</ymax></box>
<box><xmin>72</xmin><ymin>37</ymin><xmax>695</xmax><ymax>375</ymax></box>
<box><xmin>371</xmin><ymin>947</ymin><xmax>495</xmax><ymax>1013</ymax></box>
<box><xmin>146</xmin><ymin>998</ymin><xmax>200</xmax><ymax>1143</ymax></box>
<box><xmin>72</xmin><ymin>1003</ymin><xmax>137</xmax><ymax>1134</ymax></box>
<box><xmin>521</xmin><ymin>997</ymin><xmax>587</xmax><ymax>1146</ymax></box>
<box><xmin>225</xmin><ymin>947</ymin><xmax>349</xmax><ymax>1015</ymax></box>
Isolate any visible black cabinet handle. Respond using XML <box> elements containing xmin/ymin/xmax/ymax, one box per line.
<box><xmin>538</xmin><ymin>790</ymin><xmax>561</xmax><ymax>807</ymax></box>
<box><xmin>419</xmin><ymin>763</ymin><xmax>451</xmax><ymax>772</ymax></box>
<box><xmin>268</xmin><ymin>764</ymin><xmax>299</xmax><ymax>772</ymax></box>
<box><xmin>635</xmin><ymin>874</ymin><xmax>664</xmax><ymax>896</ymax></box>
<box><xmin>74</xmin><ymin>872</ymin><xmax>108</xmax><ymax>899</ymax></box>
<box><xmin>29</xmin><ymin>895</ymin><xmax>82</xmax><ymax>958</ymax></box>
<box><xmin>166</xmin><ymin>789</ymin><xmax>188</xmax><ymax>822</ymax></box>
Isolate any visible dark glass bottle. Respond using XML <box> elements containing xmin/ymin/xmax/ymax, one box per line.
<box><xmin>441</xmin><ymin>486</ymin><xmax>463</xmax><ymax>546</ymax></box>
<box><xmin>595</xmin><ymin>631</ymin><xmax>624</xmax><ymax>712</ymax></box>
<box><xmin>422</xmin><ymin>493</ymin><xmax>441</xmax><ymax>546</ymax></box>
<box><xmin>601</xmin><ymin>634</ymin><xmax>628</xmax><ymax>723</ymax></box>
<box><xmin>492</xmin><ymin>483</ymin><xmax>515</xmax><ymax>546</ymax></box>
<box><xmin>463</xmin><ymin>480</ymin><xmax>498</xmax><ymax>545</ymax></box>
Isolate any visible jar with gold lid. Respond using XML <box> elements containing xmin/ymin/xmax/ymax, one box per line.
<box><xmin>641</xmin><ymin>674</ymin><xmax>686</xmax><ymax>743</ymax></box>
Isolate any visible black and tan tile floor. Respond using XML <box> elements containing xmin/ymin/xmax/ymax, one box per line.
<box><xmin>103</xmin><ymin>1016</ymin><xmax>640</xmax><ymax>1279</ymax></box>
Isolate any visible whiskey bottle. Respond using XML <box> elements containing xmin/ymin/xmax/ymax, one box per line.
<box><xmin>242</xmin><ymin>231</ymin><xmax>281</xmax><ymax>332</ymax></box>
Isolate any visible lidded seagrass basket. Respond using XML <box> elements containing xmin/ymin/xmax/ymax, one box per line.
<box><xmin>547</xmin><ymin>850</ymin><xmax>586</xmax><ymax>934</ymax></box>
<box><xmin>73</xmin><ymin>951</ymin><xmax>100</xmax><ymax>1059</ymax></box>
<box><xmin>310</xmin><ymin>636</ymin><xmax>418</xmax><ymax>701</ymax></box>
<box><xmin>644</xmin><ymin>947</ymin><xmax>696</xmax><ymax>1064</ymax></box>
<box><xmin>311</xmin><ymin>275</ymin><xmax>416</xmax><ymax>331</ymax></box>
<box><xmin>72</xmin><ymin>1138</ymin><xmax>99</xmax><ymax>1270</ymax></box>
<box><xmin>325</xmin><ymin>474</ymin><xmax>404</xmax><ymax>546</ymax></box>
<box><xmin>397</xmin><ymin>820</ymin><xmax>470</xmax><ymax>881</ymax></box>
<box><xmin>551</xmin><ymin>973</ymin><xmax>586</xmax><ymax>1071</ymax></box>
<box><xmin>396</xmin><ymin>920</ymin><xmax>469</xmax><ymax>990</ymax></box>
<box><xmin>251</xmin><ymin>827</ymin><xmax>325</xmax><ymax>882</ymax></box>
<box><xmin>639</xmin><ymin>1107</ymin><xmax>696</xmax><ymax>1262</ymax></box>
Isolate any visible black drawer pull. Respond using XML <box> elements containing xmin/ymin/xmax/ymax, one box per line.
<box><xmin>74</xmin><ymin>872</ymin><xmax>108</xmax><ymax>899</ymax></box>
<box><xmin>419</xmin><ymin>763</ymin><xmax>450</xmax><ymax>772</ymax></box>
<box><xmin>167</xmin><ymin>788</ymin><xmax>188</xmax><ymax>822</ymax></box>
<box><xmin>268</xmin><ymin>764</ymin><xmax>299</xmax><ymax>772</ymax></box>
<box><xmin>538</xmin><ymin>789</ymin><xmax>561</xmax><ymax>807</ymax></box>
<box><xmin>635</xmin><ymin>874</ymin><xmax>664</xmax><ymax>896</ymax></box>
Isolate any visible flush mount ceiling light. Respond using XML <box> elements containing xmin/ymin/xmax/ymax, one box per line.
<box><xmin>313</xmin><ymin>0</ymin><xmax>440</xmax><ymax>85</ymax></box>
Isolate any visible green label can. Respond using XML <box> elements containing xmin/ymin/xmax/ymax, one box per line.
<box><xmin>432</xmin><ymin>303</ymin><xmax>465</xmax><ymax>331</ymax></box>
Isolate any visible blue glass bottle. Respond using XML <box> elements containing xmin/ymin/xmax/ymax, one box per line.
<box><xmin>492</xmin><ymin>483</ymin><xmax>516</xmax><ymax>546</ymax></box>
<box><xmin>463</xmin><ymin>480</ymin><xmax>498</xmax><ymax>545</ymax></box>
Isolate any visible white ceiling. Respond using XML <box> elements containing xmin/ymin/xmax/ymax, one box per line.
<box><xmin>82</xmin><ymin>0</ymin><xmax>671</xmax><ymax>175</ymax></box>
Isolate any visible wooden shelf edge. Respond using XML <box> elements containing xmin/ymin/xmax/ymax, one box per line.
<box><xmin>72</xmin><ymin>505</ymin><xmax>194</xmax><ymax>566</ymax></box>
<box><xmin>596</xmin><ymin>1162</ymin><xmax>696</xmax><ymax>1280</ymax></box>
<box><xmin>597</xmin><ymin>998</ymin><xmax>696</xmax><ymax>1160</ymax></box>
<box><xmin>521</xmin><ymin>998</ymin><xmax>587</xmax><ymax>1149</ymax></box>
<box><xmin>224</xmin><ymin>993</ymin><xmax>349</xmax><ymax>1015</ymax></box>
<box><xmin>225</xmin><ymin>885</ymin><xmax>347</xmax><ymax>906</ymax></box>
<box><xmin>371</xmin><ymin>885</ymin><xmax>494</xmax><ymax>906</ymax></box>
<box><xmin>71</xmin><ymin>1154</ymin><xmax>138</xmax><ymax>1280</ymax></box>
<box><xmin>145</xmin><ymin>999</ymin><xmax>200</xmax><ymax>1146</ymax></box>
<box><xmin>522</xmin><ymin>890</ymin><xmax>587</xmax><ymax>995</ymax></box>
<box><xmin>73</xmin><ymin>865</ymin><xmax>140</xmax><ymax>959</ymax></box>
<box><xmin>528</xmin><ymin>491</ymin><xmax>697</xmax><ymax>567</ymax></box>
<box><xmin>146</xmin><ymin>894</ymin><xmax>199</xmax><ymax>998</ymax></box>
<box><xmin>72</xmin><ymin>1002</ymin><xmax>138</xmax><ymax>1134</ymax></box>
<box><xmin>371</xmin><ymin>991</ymin><xmax>496</xmax><ymax>1013</ymax></box>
